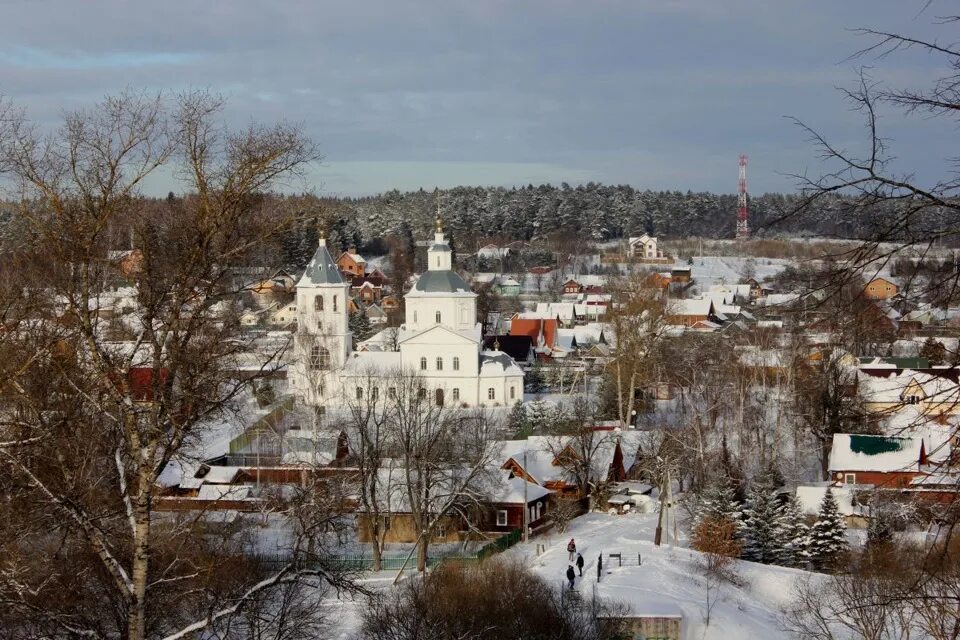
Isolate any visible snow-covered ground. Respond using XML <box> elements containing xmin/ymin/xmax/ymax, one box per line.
<box><xmin>322</xmin><ymin>509</ymin><xmax>816</xmax><ymax>639</ymax></box>
<box><xmin>510</xmin><ymin>510</ymin><xmax>812</xmax><ymax>640</ymax></box>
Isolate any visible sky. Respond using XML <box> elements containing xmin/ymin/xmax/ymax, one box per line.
<box><xmin>0</xmin><ymin>0</ymin><xmax>954</xmax><ymax>197</ymax></box>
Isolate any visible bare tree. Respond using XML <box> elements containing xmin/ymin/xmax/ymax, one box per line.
<box><xmin>387</xmin><ymin>371</ymin><xmax>499</xmax><ymax>573</ymax></box>
<box><xmin>0</xmin><ymin>91</ymin><xmax>362</xmax><ymax>639</ymax></box>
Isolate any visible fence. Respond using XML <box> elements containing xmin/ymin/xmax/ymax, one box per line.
<box><xmin>253</xmin><ymin>529</ymin><xmax>523</xmax><ymax>571</ymax></box>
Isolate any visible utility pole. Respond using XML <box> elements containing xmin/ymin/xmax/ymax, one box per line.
<box><xmin>523</xmin><ymin>450</ymin><xmax>529</xmax><ymax>543</ymax></box>
<box><xmin>654</xmin><ymin>460</ymin><xmax>671</xmax><ymax>546</ymax></box>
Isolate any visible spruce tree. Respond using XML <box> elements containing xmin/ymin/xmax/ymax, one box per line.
<box><xmin>692</xmin><ymin>482</ymin><xmax>741</xmax><ymax>531</ymax></box>
<box><xmin>508</xmin><ymin>401</ymin><xmax>529</xmax><ymax>438</ymax></box>
<box><xmin>775</xmin><ymin>493</ymin><xmax>809</xmax><ymax>568</ymax></box>
<box><xmin>349</xmin><ymin>310</ymin><xmax>373</xmax><ymax>341</ymax></box>
<box><xmin>808</xmin><ymin>488</ymin><xmax>848</xmax><ymax>571</ymax></box>
<box><xmin>739</xmin><ymin>480</ymin><xmax>785</xmax><ymax>565</ymax></box>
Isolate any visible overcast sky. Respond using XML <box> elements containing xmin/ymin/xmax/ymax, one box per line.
<box><xmin>0</xmin><ymin>0</ymin><xmax>953</xmax><ymax>196</ymax></box>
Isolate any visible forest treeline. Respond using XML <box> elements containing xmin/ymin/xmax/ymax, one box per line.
<box><xmin>2</xmin><ymin>181</ymin><xmax>950</xmax><ymax>271</ymax></box>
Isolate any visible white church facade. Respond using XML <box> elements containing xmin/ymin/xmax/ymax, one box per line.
<box><xmin>291</xmin><ymin>221</ymin><xmax>524</xmax><ymax>413</ymax></box>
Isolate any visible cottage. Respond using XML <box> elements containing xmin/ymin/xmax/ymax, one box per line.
<box><xmin>336</xmin><ymin>247</ymin><xmax>367</xmax><ymax>278</ymax></box>
<box><xmin>828</xmin><ymin>433</ymin><xmax>927</xmax><ymax>489</ymax></box>
<box><xmin>864</xmin><ymin>277</ymin><xmax>899</xmax><ymax>300</ymax></box>
<box><xmin>627</xmin><ymin>234</ymin><xmax>660</xmax><ymax>259</ymax></box>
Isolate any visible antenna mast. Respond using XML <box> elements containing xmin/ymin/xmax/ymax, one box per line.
<box><xmin>737</xmin><ymin>154</ymin><xmax>750</xmax><ymax>239</ymax></box>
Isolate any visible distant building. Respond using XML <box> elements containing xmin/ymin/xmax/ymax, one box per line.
<box><xmin>627</xmin><ymin>234</ymin><xmax>660</xmax><ymax>259</ymax></box>
<box><xmin>336</xmin><ymin>247</ymin><xmax>367</xmax><ymax>278</ymax></box>
<box><xmin>864</xmin><ymin>277</ymin><xmax>899</xmax><ymax>300</ymax></box>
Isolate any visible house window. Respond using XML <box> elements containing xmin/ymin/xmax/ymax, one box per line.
<box><xmin>510</xmin><ymin>386</ymin><xmax>516</xmax><ymax>400</ymax></box>
<box><xmin>844</xmin><ymin>473</ymin><xmax>856</xmax><ymax>485</ymax></box>
<box><xmin>487</xmin><ymin>388</ymin><xmax>495</xmax><ymax>400</ymax></box>
<box><xmin>414</xmin><ymin>311</ymin><xmax>418</xmax><ymax>323</ymax></box>
<box><xmin>453</xmin><ymin>357</ymin><xmax>460</xmax><ymax>371</ymax></box>
<box><xmin>418</xmin><ymin>387</ymin><xmax>426</xmax><ymax>399</ymax></box>
<box><xmin>310</xmin><ymin>346</ymin><xmax>330</xmax><ymax>370</ymax></box>
<box><xmin>333</xmin><ymin>295</ymin><xmax>338</xmax><ymax>312</ymax></box>
<box><xmin>388</xmin><ymin>387</ymin><xmax>396</xmax><ymax>399</ymax></box>
<box><xmin>356</xmin><ymin>387</ymin><xmax>363</xmax><ymax>400</ymax></box>
<box><xmin>435</xmin><ymin>311</ymin><xmax>441</xmax><ymax>324</ymax></box>
<box><xmin>452</xmin><ymin>388</ymin><xmax>460</xmax><ymax>401</ymax></box>
<box><xmin>436</xmin><ymin>357</ymin><xmax>443</xmax><ymax>371</ymax></box>
<box><xmin>435</xmin><ymin>388</ymin><xmax>444</xmax><ymax>407</ymax></box>
<box><xmin>905</xmin><ymin>395</ymin><xmax>921</xmax><ymax>405</ymax></box>
<box><xmin>496</xmin><ymin>510</ymin><xmax>508</xmax><ymax>527</ymax></box>
<box><xmin>372</xmin><ymin>387</ymin><xmax>379</xmax><ymax>401</ymax></box>
<box><xmin>420</xmin><ymin>357</ymin><xmax>428</xmax><ymax>370</ymax></box>
<box><xmin>314</xmin><ymin>295</ymin><xmax>323</xmax><ymax>311</ymax></box>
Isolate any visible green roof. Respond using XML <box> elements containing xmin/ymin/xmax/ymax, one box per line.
<box><xmin>858</xmin><ymin>356</ymin><xmax>930</xmax><ymax>369</ymax></box>
<box><xmin>848</xmin><ymin>434</ymin><xmax>910</xmax><ymax>456</ymax></box>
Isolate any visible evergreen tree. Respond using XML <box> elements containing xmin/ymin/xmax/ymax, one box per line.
<box><xmin>525</xmin><ymin>361</ymin><xmax>546</xmax><ymax>394</ymax></box>
<box><xmin>507</xmin><ymin>401</ymin><xmax>530</xmax><ymax>438</ymax></box>
<box><xmin>808</xmin><ymin>488</ymin><xmax>848</xmax><ymax>571</ymax></box>
<box><xmin>775</xmin><ymin>493</ymin><xmax>809</xmax><ymax>568</ymax></box>
<box><xmin>739</xmin><ymin>480</ymin><xmax>786</xmax><ymax>565</ymax></box>
<box><xmin>692</xmin><ymin>482</ymin><xmax>742</xmax><ymax>532</ymax></box>
<box><xmin>349</xmin><ymin>310</ymin><xmax>373</xmax><ymax>341</ymax></box>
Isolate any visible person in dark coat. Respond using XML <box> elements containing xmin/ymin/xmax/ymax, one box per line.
<box><xmin>576</xmin><ymin>553</ymin><xmax>584</xmax><ymax>576</ymax></box>
<box><xmin>566</xmin><ymin>565</ymin><xmax>576</xmax><ymax>589</ymax></box>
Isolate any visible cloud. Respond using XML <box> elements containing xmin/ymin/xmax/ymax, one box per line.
<box><xmin>0</xmin><ymin>0</ymin><xmax>952</xmax><ymax>195</ymax></box>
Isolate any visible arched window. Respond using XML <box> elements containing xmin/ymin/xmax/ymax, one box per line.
<box><xmin>435</xmin><ymin>388</ymin><xmax>444</xmax><ymax>407</ymax></box>
<box><xmin>310</xmin><ymin>345</ymin><xmax>330</xmax><ymax>370</ymax></box>
<box><xmin>414</xmin><ymin>311</ymin><xmax>418</xmax><ymax>323</ymax></box>
<box><xmin>333</xmin><ymin>295</ymin><xmax>338</xmax><ymax>312</ymax></box>
<box><xmin>418</xmin><ymin>387</ymin><xmax>426</xmax><ymax>399</ymax></box>
<box><xmin>452</xmin><ymin>388</ymin><xmax>460</xmax><ymax>401</ymax></box>
<box><xmin>436</xmin><ymin>357</ymin><xmax>443</xmax><ymax>371</ymax></box>
<box><xmin>314</xmin><ymin>295</ymin><xmax>324</xmax><ymax>311</ymax></box>
<box><xmin>453</xmin><ymin>357</ymin><xmax>460</xmax><ymax>371</ymax></box>
<box><xmin>420</xmin><ymin>357</ymin><xmax>428</xmax><ymax>370</ymax></box>
<box><xmin>435</xmin><ymin>311</ymin><xmax>441</xmax><ymax>324</ymax></box>
<box><xmin>372</xmin><ymin>387</ymin><xmax>379</xmax><ymax>401</ymax></box>
<box><xmin>510</xmin><ymin>386</ymin><xmax>516</xmax><ymax>400</ymax></box>
<box><xmin>487</xmin><ymin>388</ymin><xmax>495</xmax><ymax>400</ymax></box>
<box><xmin>437</xmin><ymin>256</ymin><xmax>440</xmax><ymax>267</ymax></box>
<box><xmin>356</xmin><ymin>387</ymin><xmax>363</xmax><ymax>400</ymax></box>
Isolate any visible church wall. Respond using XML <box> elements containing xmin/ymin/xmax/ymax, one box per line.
<box><xmin>405</xmin><ymin>296</ymin><xmax>476</xmax><ymax>333</ymax></box>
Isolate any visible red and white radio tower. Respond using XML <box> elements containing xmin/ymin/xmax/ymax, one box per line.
<box><xmin>736</xmin><ymin>153</ymin><xmax>749</xmax><ymax>239</ymax></box>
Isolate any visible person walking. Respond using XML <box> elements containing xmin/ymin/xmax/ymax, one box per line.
<box><xmin>576</xmin><ymin>552</ymin><xmax>584</xmax><ymax>577</ymax></box>
<box><xmin>566</xmin><ymin>565</ymin><xmax>576</xmax><ymax>590</ymax></box>
<box><xmin>567</xmin><ymin>538</ymin><xmax>576</xmax><ymax>562</ymax></box>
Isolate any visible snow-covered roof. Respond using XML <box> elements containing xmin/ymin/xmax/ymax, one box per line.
<box><xmin>828</xmin><ymin>434</ymin><xmax>922</xmax><ymax>473</ymax></box>
<box><xmin>407</xmin><ymin>270</ymin><xmax>475</xmax><ymax>297</ymax></box>
<box><xmin>196</xmin><ymin>483</ymin><xmax>253</xmax><ymax>501</ymax></box>
<box><xmin>795</xmin><ymin>484</ymin><xmax>862</xmax><ymax>516</ymax></box>
<box><xmin>342</xmin><ymin>351</ymin><xmax>403</xmax><ymax>374</ymax></box>
<box><xmin>486</xmin><ymin>472</ymin><xmax>553</xmax><ymax>504</ymax></box>
<box><xmin>666</xmin><ymin>298</ymin><xmax>713</xmax><ymax>317</ymax></box>
<box><xmin>479</xmin><ymin>351</ymin><xmax>524</xmax><ymax>377</ymax></box>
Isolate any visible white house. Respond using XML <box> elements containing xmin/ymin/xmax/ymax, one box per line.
<box><xmin>628</xmin><ymin>234</ymin><xmax>659</xmax><ymax>259</ymax></box>
<box><xmin>291</xmin><ymin>222</ymin><xmax>524</xmax><ymax>415</ymax></box>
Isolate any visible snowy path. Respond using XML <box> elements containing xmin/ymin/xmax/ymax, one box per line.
<box><xmin>507</xmin><ymin>511</ymin><xmax>813</xmax><ymax>640</ymax></box>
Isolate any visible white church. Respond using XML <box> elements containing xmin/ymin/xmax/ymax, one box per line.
<box><xmin>291</xmin><ymin>220</ymin><xmax>524</xmax><ymax>414</ymax></box>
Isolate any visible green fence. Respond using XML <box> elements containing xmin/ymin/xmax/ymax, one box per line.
<box><xmin>477</xmin><ymin>528</ymin><xmax>522</xmax><ymax>561</ymax></box>
<box><xmin>254</xmin><ymin>530</ymin><xmax>522</xmax><ymax>572</ymax></box>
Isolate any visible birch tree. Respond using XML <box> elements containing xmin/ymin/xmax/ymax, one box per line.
<box><xmin>0</xmin><ymin>91</ymin><xmax>359</xmax><ymax>639</ymax></box>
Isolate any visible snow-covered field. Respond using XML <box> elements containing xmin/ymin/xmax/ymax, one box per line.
<box><xmin>324</xmin><ymin>509</ymin><xmax>816</xmax><ymax>639</ymax></box>
<box><xmin>509</xmin><ymin>510</ymin><xmax>810</xmax><ymax>640</ymax></box>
